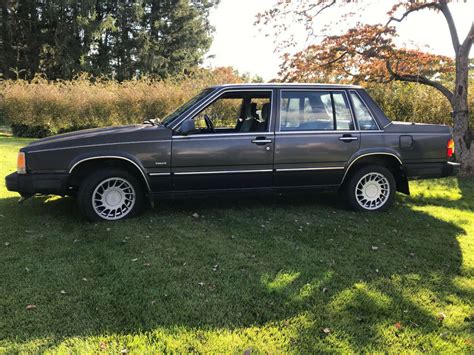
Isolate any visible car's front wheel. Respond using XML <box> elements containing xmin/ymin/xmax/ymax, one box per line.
<box><xmin>78</xmin><ymin>169</ymin><xmax>145</xmax><ymax>221</ymax></box>
<box><xmin>344</xmin><ymin>165</ymin><xmax>396</xmax><ymax>212</ymax></box>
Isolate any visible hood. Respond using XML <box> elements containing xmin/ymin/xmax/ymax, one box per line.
<box><xmin>23</xmin><ymin>124</ymin><xmax>171</xmax><ymax>153</ymax></box>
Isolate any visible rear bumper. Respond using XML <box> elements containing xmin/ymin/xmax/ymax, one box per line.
<box><xmin>5</xmin><ymin>172</ymin><xmax>69</xmax><ymax>196</ymax></box>
<box><xmin>406</xmin><ymin>161</ymin><xmax>460</xmax><ymax>180</ymax></box>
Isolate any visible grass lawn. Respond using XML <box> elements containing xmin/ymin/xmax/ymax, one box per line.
<box><xmin>0</xmin><ymin>136</ymin><xmax>473</xmax><ymax>353</ymax></box>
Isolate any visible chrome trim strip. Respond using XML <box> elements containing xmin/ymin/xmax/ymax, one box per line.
<box><xmin>276</xmin><ymin>167</ymin><xmax>345</xmax><ymax>172</ymax></box>
<box><xmin>149</xmin><ymin>172</ymin><xmax>171</xmax><ymax>176</ymax></box>
<box><xmin>277</xmin><ymin>89</ymin><xmax>356</xmax><ymax>133</ymax></box>
<box><xmin>340</xmin><ymin>152</ymin><xmax>403</xmax><ymax>184</ymax></box>
<box><xmin>69</xmin><ymin>156</ymin><xmax>151</xmax><ymax>192</ymax></box>
<box><xmin>29</xmin><ymin>140</ymin><xmax>171</xmax><ymax>153</ymax></box>
<box><xmin>173</xmin><ymin>133</ymin><xmax>268</xmax><ymax>140</ymax></box>
<box><xmin>174</xmin><ymin>169</ymin><xmax>272</xmax><ymax>176</ymax></box>
<box><xmin>171</xmin><ymin>89</ymin><xmax>275</xmax><ymax>133</ymax></box>
<box><xmin>276</xmin><ymin>130</ymin><xmax>358</xmax><ymax>135</ymax></box>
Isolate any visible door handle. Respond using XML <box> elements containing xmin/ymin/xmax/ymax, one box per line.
<box><xmin>252</xmin><ymin>138</ymin><xmax>272</xmax><ymax>145</ymax></box>
<box><xmin>339</xmin><ymin>135</ymin><xmax>358</xmax><ymax>142</ymax></box>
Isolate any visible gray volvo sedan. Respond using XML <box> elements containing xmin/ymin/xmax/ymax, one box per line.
<box><xmin>6</xmin><ymin>83</ymin><xmax>459</xmax><ymax>221</ymax></box>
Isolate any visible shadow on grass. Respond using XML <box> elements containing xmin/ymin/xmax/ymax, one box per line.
<box><xmin>0</xmin><ymin>187</ymin><xmax>471</xmax><ymax>351</ymax></box>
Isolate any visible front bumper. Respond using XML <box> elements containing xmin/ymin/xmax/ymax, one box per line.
<box><xmin>5</xmin><ymin>172</ymin><xmax>69</xmax><ymax>196</ymax></box>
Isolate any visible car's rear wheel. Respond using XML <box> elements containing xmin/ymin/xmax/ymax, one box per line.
<box><xmin>344</xmin><ymin>165</ymin><xmax>395</xmax><ymax>212</ymax></box>
<box><xmin>78</xmin><ymin>169</ymin><xmax>145</xmax><ymax>221</ymax></box>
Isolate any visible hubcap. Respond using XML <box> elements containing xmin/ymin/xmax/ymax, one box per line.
<box><xmin>92</xmin><ymin>177</ymin><xmax>136</xmax><ymax>220</ymax></box>
<box><xmin>355</xmin><ymin>172</ymin><xmax>390</xmax><ymax>210</ymax></box>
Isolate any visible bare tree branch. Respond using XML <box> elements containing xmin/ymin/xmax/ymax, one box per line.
<box><xmin>386</xmin><ymin>60</ymin><xmax>454</xmax><ymax>104</ymax></box>
<box><xmin>438</xmin><ymin>0</ymin><xmax>461</xmax><ymax>51</ymax></box>
<box><xmin>460</xmin><ymin>21</ymin><xmax>474</xmax><ymax>56</ymax></box>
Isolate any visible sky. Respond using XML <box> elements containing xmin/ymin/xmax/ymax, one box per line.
<box><xmin>203</xmin><ymin>0</ymin><xmax>474</xmax><ymax>81</ymax></box>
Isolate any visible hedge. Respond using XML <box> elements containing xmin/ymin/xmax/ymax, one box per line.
<box><xmin>0</xmin><ymin>72</ymin><xmax>472</xmax><ymax>138</ymax></box>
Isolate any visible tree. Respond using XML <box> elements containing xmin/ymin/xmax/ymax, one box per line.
<box><xmin>258</xmin><ymin>0</ymin><xmax>474</xmax><ymax>174</ymax></box>
<box><xmin>0</xmin><ymin>0</ymin><xmax>218</xmax><ymax>81</ymax></box>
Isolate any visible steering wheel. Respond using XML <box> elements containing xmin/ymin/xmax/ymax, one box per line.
<box><xmin>204</xmin><ymin>114</ymin><xmax>215</xmax><ymax>133</ymax></box>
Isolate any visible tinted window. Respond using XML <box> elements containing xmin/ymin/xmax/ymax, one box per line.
<box><xmin>162</xmin><ymin>88</ymin><xmax>213</xmax><ymax>126</ymax></box>
<box><xmin>350</xmin><ymin>91</ymin><xmax>378</xmax><ymax>130</ymax></box>
<box><xmin>280</xmin><ymin>91</ymin><xmax>353</xmax><ymax>131</ymax></box>
<box><xmin>187</xmin><ymin>91</ymin><xmax>272</xmax><ymax>134</ymax></box>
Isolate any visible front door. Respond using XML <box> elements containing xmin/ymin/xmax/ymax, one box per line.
<box><xmin>171</xmin><ymin>90</ymin><xmax>275</xmax><ymax>191</ymax></box>
<box><xmin>274</xmin><ymin>89</ymin><xmax>360</xmax><ymax>187</ymax></box>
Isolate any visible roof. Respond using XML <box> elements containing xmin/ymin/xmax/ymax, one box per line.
<box><xmin>211</xmin><ymin>83</ymin><xmax>363</xmax><ymax>90</ymax></box>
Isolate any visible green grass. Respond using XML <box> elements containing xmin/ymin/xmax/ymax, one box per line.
<box><xmin>0</xmin><ymin>136</ymin><xmax>473</xmax><ymax>353</ymax></box>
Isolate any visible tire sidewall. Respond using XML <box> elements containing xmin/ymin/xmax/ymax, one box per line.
<box><xmin>78</xmin><ymin>169</ymin><xmax>145</xmax><ymax>221</ymax></box>
<box><xmin>345</xmin><ymin>165</ymin><xmax>396</xmax><ymax>212</ymax></box>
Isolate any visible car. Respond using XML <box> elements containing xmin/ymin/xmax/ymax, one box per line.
<box><xmin>5</xmin><ymin>83</ymin><xmax>460</xmax><ymax>221</ymax></box>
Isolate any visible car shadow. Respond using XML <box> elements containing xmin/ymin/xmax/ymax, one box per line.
<box><xmin>0</xmin><ymin>188</ymin><xmax>469</xmax><ymax>351</ymax></box>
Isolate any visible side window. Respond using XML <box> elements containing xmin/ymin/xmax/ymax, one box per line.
<box><xmin>187</xmin><ymin>91</ymin><xmax>272</xmax><ymax>134</ymax></box>
<box><xmin>350</xmin><ymin>91</ymin><xmax>379</xmax><ymax>130</ymax></box>
<box><xmin>280</xmin><ymin>91</ymin><xmax>354</xmax><ymax>131</ymax></box>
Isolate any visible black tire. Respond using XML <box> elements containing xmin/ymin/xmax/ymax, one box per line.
<box><xmin>343</xmin><ymin>165</ymin><xmax>396</xmax><ymax>212</ymax></box>
<box><xmin>77</xmin><ymin>169</ymin><xmax>145</xmax><ymax>221</ymax></box>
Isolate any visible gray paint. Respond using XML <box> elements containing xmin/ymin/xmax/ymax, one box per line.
<box><xmin>10</xmin><ymin>83</ymin><xmax>455</xmax><ymax>197</ymax></box>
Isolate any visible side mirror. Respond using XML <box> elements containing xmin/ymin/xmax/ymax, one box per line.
<box><xmin>180</xmin><ymin>118</ymin><xmax>195</xmax><ymax>135</ymax></box>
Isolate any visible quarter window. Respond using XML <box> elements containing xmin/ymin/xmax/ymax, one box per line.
<box><xmin>280</xmin><ymin>91</ymin><xmax>354</xmax><ymax>131</ymax></box>
<box><xmin>350</xmin><ymin>91</ymin><xmax>378</xmax><ymax>130</ymax></box>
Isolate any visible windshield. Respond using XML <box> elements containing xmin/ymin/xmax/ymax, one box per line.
<box><xmin>161</xmin><ymin>88</ymin><xmax>214</xmax><ymax>126</ymax></box>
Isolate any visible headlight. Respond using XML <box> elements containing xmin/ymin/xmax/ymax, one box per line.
<box><xmin>17</xmin><ymin>152</ymin><xmax>26</xmax><ymax>174</ymax></box>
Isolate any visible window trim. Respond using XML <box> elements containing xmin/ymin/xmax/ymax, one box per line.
<box><xmin>348</xmin><ymin>90</ymin><xmax>381</xmax><ymax>131</ymax></box>
<box><xmin>171</xmin><ymin>89</ymin><xmax>274</xmax><ymax>135</ymax></box>
<box><xmin>277</xmin><ymin>89</ymin><xmax>356</xmax><ymax>133</ymax></box>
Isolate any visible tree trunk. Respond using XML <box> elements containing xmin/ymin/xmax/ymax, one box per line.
<box><xmin>452</xmin><ymin>46</ymin><xmax>472</xmax><ymax>176</ymax></box>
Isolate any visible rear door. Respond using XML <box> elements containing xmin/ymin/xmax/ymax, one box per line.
<box><xmin>171</xmin><ymin>89</ymin><xmax>275</xmax><ymax>191</ymax></box>
<box><xmin>274</xmin><ymin>89</ymin><xmax>360</xmax><ymax>187</ymax></box>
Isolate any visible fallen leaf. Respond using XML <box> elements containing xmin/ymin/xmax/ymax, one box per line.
<box><xmin>99</xmin><ymin>341</ymin><xmax>107</xmax><ymax>350</ymax></box>
<box><xmin>322</xmin><ymin>327</ymin><xmax>331</xmax><ymax>334</ymax></box>
<box><xmin>26</xmin><ymin>304</ymin><xmax>36</xmax><ymax>310</ymax></box>
<box><xmin>438</xmin><ymin>312</ymin><xmax>447</xmax><ymax>322</ymax></box>
<box><xmin>121</xmin><ymin>348</ymin><xmax>128</xmax><ymax>354</ymax></box>
<box><xmin>244</xmin><ymin>349</ymin><xmax>251</xmax><ymax>355</ymax></box>
<box><xmin>143</xmin><ymin>263</ymin><xmax>151</xmax><ymax>267</ymax></box>
<box><xmin>394</xmin><ymin>322</ymin><xmax>402</xmax><ymax>330</ymax></box>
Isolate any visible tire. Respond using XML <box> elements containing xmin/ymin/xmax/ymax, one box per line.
<box><xmin>344</xmin><ymin>165</ymin><xmax>396</xmax><ymax>212</ymax></box>
<box><xmin>77</xmin><ymin>169</ymin><xmax>145</xmax><ymax>221</ymax></box>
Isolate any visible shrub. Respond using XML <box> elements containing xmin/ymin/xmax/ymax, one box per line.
<box><xmin>366</xmin><ymin>81</ymin><xmax>474</xmax><ymax>127</ymax></box>
<box><xmin>0</xmin><ymin>67</ymin><xmax>243</xmax><ymax>137</ymax></box>
<box><xmin>0</xmin><ymin>70</ymin><xmax>472</xmax><ymax>138</ymax></box>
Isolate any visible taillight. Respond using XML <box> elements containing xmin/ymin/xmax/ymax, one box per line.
<box><xmin>17</xmin><ymin>152</ymin><xmax>26</xmax><ymax>174</ymax></box>
<box><xmin>446</xmin><ymin>138</ymin><xmax>455</xmax><ymax>159</ymax></box>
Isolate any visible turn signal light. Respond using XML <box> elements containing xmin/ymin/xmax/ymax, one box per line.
<box><xmin>17</xmin><ymin>152</ymin><xmax>26</xmax><ymax>174</ymax></box>
<box><xmin>446</xmin><ymin>139</ymin><xmax>455</xmax><ymax>158</ymax></box>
